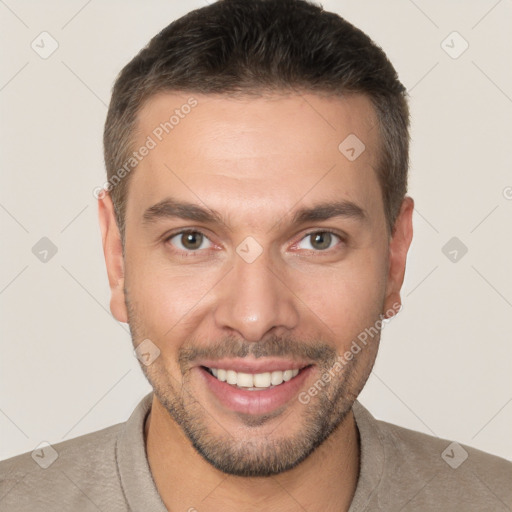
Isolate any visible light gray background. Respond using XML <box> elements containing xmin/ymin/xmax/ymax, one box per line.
<box><xmin>1</xmin><ymin>0</ymin><xmax>511</xmax><ymax>462</ymax></box>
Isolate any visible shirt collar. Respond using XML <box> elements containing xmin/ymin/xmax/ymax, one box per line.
<box><xmin>348</xmin><ymin>400</ymin><xmax>386</xmax><ymax>511</ymax></box>
<box><xmin>116</xmin><ymin>392</ymin><xmax>167</xmax><ymax>512</ymax></box>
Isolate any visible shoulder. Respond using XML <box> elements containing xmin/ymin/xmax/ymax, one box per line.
<box><xmin>377</xmin><ymin>417</ymin><xmax>512</xmax><ymax>510</ymax></box>
<box><xmin>352</xmin><ymin>402</ymin><xmax>512</xmax><ymax>511</ymax></box>
<box><xmin>0</xmin><ymin>422</ymin><xmax>127</xmax><ymax>512</ymax></box>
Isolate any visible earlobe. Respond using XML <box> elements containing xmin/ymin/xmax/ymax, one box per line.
<box><xmin>98</xmin><ymin>193</ymin><xmax>128</xmax><ymax>323</ymax></box>
<box><xmin>383</xmin><ymin>196</ymin><xmax>414</xmax><ymax>318</ymax></box>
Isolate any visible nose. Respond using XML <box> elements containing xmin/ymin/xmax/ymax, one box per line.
<box><xmin>213</xmin><ymin>246</ymin><xmax>300</xmax><ymax>342</ymax></box>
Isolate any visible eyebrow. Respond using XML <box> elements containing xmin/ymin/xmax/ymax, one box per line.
<box><xmin>142</xmin><ymin>197</ymin><xmax>367</xmax><ymax>228</ymax></box>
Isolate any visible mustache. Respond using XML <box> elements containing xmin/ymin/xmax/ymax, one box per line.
<box><xmin>178</xmin><ymin>333</ymin><xmax>338</xmax><ymax>370</ymax></box>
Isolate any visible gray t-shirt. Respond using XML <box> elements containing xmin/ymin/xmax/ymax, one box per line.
<box><xmin>0</xmin><ymin>392</ymin><xmax>510</xmax><ymax>511</ymax></box>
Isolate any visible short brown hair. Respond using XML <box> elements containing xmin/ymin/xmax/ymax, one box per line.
<box><xmin>103</xmin><ymin>0</ymin><xmax>410</xmax><ymax>243</ymax></box>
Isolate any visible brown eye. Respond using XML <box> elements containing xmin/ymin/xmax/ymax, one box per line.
<box><xmin>168</xmin><ymin>231</ymin><xmax>211</xmax><ymax>252</ymax></box>
<box><xmin>311</xmin><ymin>232</ymin><xmax>332</xmax><ymax>250</ymax></box>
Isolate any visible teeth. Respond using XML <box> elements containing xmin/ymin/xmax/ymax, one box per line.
<box><xmin>283</xmin><ymin>370</ymin><xmax>294</xmax><ymax>382</ymax></box>
<box><xmin>237</xmin><ymin>372</ymin><xmax>254</xmax><ymax>387</ymax></box>
<box><xmin>208</xmin><ymin>367</ymin><xmax>300</xmax><ymax>389</ymax></box>
<box><xmin>253</xmin><ymin>372</ymin><xmax>271</xmax><ymax>387</ymax></box>
<box><xmin>271</xmin><ymin>371</ymin><xmax>284</xmax><ymax>385</ymax></box>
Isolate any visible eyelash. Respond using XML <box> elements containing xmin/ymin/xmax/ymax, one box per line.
<box><xmin>163</xmin><ymin>229</ymin><xmax>346</xmax><ymax>257</ymax></box>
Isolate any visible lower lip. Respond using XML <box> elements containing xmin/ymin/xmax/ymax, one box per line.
<box><xmin>197</xmin><ymin>365</ymin><xmax>314</xmax><ymax>416</ymax></box>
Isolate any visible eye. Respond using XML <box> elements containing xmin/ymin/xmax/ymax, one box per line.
<box><xmin>296</xmin><ymin>231</ymin><xmax>344</xmax><ymax>252</ymax></box>
<box><xmin>166</xmin><ymin>230</ymin><xmax>212</xmax><ymax>253</ymax></box>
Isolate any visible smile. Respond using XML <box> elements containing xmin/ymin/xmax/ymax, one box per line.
<box><xmin>198</xmin><ymin>364</ymin><xmax>315</xmax><ymax>415</ymax></box>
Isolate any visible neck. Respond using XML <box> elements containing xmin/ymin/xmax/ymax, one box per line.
<box><xmin>145</xmin><ymin>396</ymin><xmax>360</xmax><ymax>512</ymax></box>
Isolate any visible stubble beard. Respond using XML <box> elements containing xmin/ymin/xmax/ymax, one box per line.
<box><xmin>125</xmin><ymin>291</ymin><xmax>380</xmax><ymax>477</ymax></box>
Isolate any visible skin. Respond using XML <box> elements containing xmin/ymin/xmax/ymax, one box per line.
<box><xmin>99</xmin><ymin>91</ymin><xmax>414</xmax><ymax>512</ymax></box>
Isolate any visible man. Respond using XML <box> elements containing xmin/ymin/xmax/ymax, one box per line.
<box><xmin>1</xmin><ymin>0</ymin><xmax>510</xmax><ymax>510</ymax></box>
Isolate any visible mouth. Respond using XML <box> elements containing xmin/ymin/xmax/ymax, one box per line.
<box><xmin>197</xmin><ymin>363</ymin><xmax>315</xmax><ymax>416</ymax></box>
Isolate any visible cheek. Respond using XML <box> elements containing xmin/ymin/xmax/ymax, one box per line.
<box><xmin>291</xmin><ymin>250</ymin><xmax>387</xmax><ymax>342</ymax></box>
<box><xmin>125</xmin><ymin>254</ymin><xmax>222</xmax><ymax>337</ymax></box>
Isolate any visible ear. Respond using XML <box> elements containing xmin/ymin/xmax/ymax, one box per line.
<box><xmin>98</xmin><ymin>192</ymin><xmax>128</xmax><ymax>323</ymax></box>
<box><xmin>383</xmin><ymin>196</ymin><xmax>414</xmax><ymax>319</ymax></box>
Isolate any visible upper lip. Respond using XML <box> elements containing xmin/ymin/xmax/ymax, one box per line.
<box><xmin>197</xmin><ymin>358</ymin><xmax>313</xmax><ymax>373</ymax></box>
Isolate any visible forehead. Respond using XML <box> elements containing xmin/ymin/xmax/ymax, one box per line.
<box><xmin>127</xmin><ymin>91</ymin><xmax>384</xmax><ymax>231</ymax></box>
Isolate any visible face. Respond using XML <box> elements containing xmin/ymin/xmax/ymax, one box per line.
<box><xmin>99</xmin><ymin>91</ymin><xmax>413</xmax><ymax>477</ymax></box>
